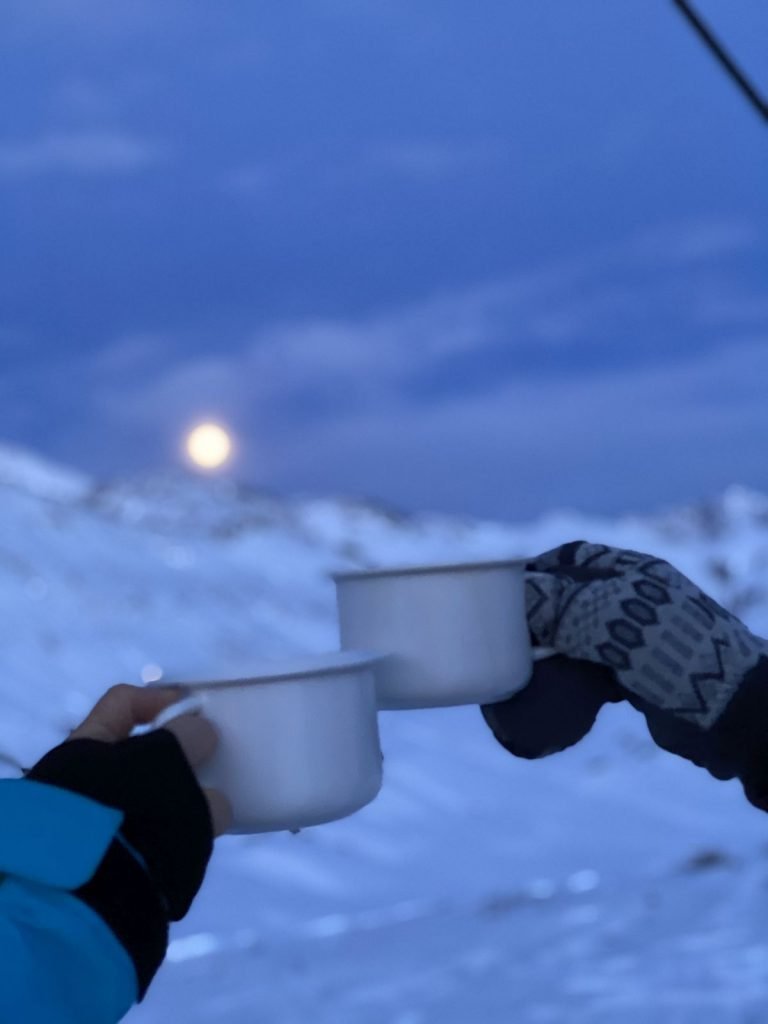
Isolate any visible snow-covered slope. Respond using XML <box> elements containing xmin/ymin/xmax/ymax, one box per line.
<box><xmin>2</xmin><ymin>446</ymin><xmax>768</xmax><ymax>1022</ymax></box>
<box><xmin>0</xmin><ymin>442</ymin><xmax>92</xmax><ymax>503</ymax></box>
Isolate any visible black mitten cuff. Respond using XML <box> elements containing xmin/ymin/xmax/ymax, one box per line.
<box><xmin>75</xmin><ymin>835</ymin><xmax>169</xmax><ymax>999</ymax></box>
<box><xmin>26</xmin><ymin>730</ymin><xmax>214</xmax><ymax>996</ymax></box>
<box><xmin>708</xmin><ymin>654</ymin><xmax>768</xmax><ymax>803</ymax></box>
<box><xmin>28</xmin><ymin>730</ymin><xmax>213</xmax><ymax>920</ymax></box>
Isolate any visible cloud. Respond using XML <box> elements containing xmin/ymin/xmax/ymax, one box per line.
<box><xmin>626</xmin><ymin>219</ymin><xmax>761</xmax><ymax>267</ymax></box>
<box><xmin>92</xmin><ymin>215</ymin><xmax>767</xmax><ymax>426</ymax></box>
<box><xmin>85</xmin><ymin>215</ymin><xmax>767</xmax><ymax>512</ymax></box>
<box><xmin>88</xmin><ymin>334</ymin><xmax>178</xmax><ymax>376</ymax></box>
<box><xmin>221</xmin><ymin>137</ymin><xmax>509</xmax><ymax>198</ymax></box>
<box><xmin>49</xmin><ymin>79</ymin><xmax>121</xmax><ymax>123</ymax></box>
<box><xmin>0</xmin><ymin>328</ymin><xmax>27</xmax><ymax>354</ymax></box>
<box><xmin>0</xmin><ymin>131</ymin><xmax>165</xmax><ymax>176</ymax></box>
<box><xmin>220</xmin><ymin>164</ymin><xmax>273</xmax><ymax>198</ymax></box>
<box><xmin>365</xmin><ymin>139</ymin><xmax>508</xmax><ymax>180</ymax></box>
<box><xmin>89</xmin><ymin>257</ymin><xmax>591</xmax><ymax>437</ymax></box>
<box><xmin>5</xmin><ymin>0</ymin><xmax>158</xmax><ymax>37</ymax></box>
<box><xmin>261</xmin><ymin>335</ymin><xmax>768</xmax><ymax>516</ymax></box>
<box><xmin>692</xmin><ymin>288</ymin><xmax>768</xmax><ymax>329</ymax></box>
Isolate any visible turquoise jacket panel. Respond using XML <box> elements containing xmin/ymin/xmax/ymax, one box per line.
<box><xmin>0</xmin><ymin>779</ymin><xmax>139</xmax><ymax>1022</ymax></box>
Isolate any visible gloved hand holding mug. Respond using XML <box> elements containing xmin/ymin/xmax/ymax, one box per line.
<box><xmin>25</xmin><ymin>685</ymin><xmax>231</xmax><ymax>999</ymax></box>
<box><xmin>482</xmin><ymin>541</ymin><xmax>768</xmax><ymax>810</ymax></box>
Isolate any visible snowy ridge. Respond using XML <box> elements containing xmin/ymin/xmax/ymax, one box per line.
<box><xmin>2</xmin><ymin>450</ymin><xmax>768</xmax><ymax>1022</ymax></box>
<box><xmin>0</xmin><ymin>442</ymin><xmax>92</xmax><ymax>503</ymax></box>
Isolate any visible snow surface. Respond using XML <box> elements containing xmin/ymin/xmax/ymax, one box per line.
<box><xmin>2</xmin><ymin>448</ymin><xmax>768</xmax><ymax>1022</ymax></box>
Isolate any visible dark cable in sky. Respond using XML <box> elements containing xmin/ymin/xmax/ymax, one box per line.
<box><xmin>671</xmin><ymin>0</ymin><xmax>768</xmax><ymax>124</ymax></box>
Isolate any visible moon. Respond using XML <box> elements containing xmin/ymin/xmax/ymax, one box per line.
<box><xmin>185</xmin><ymin>422</ymin><xmax>234</xmax><ymax>470</ymax></box>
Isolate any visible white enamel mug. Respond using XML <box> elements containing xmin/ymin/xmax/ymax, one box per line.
<box><xmin>152</xmin><ymin>652</ymin><xmax>384</xmax><ymax>835</ymax></box>
<box><xmin>334</xmin><ymin>559</ymin><xmax>555</xmax><ymax>710</ymax></box>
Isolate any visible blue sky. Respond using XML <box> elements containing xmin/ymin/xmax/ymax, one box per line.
<box><xmin>1</xmin><ymin>0</ymin><xmax>766</xmax><ymax>520</ymax></box>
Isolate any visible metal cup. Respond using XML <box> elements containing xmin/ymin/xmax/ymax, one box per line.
<box><xmin>334</xmin><ymin>559</ymin><xmax>546</xmax><ymax>710</ymax></box>
<box><xmin>153</xmin><ymin>652</ymin><xmax>383</xmax><ymax>834</ymax></box>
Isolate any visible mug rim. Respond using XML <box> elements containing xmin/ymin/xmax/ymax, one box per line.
<box><xmin>332</xmin><ymin>557</ymin><xmax>527</xmax><ymax>583</ymax></box>
<box><xmin>152</xmin><ymin>651</ymin><xmax>384</xmax><ymax>692</ymax></box>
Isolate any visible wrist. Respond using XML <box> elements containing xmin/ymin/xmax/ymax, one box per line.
<box><xmin>74</xmin><ymin>834</ymin><xmax>169</xmax><ymax>1000</ymax></box>
<box><xmin>27</xmin><ymin>731</ymin><xmax>213</xmax><ymax>921</ymax></box>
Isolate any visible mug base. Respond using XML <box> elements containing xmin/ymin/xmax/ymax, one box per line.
<box><xmin>223</xmin><ymin>775</ymin><xmax>383</xmax><ymax>835</ymax></box>
<box><xmin>378</xmin><ymin>680</ymin><xmax>530</xmax><ymax>711</ymax></box>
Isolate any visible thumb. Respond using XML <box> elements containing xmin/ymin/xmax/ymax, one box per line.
<box><xmin>481</xmin><ymin>655</ymin><xmax>623</xmax><ymax>759</ymax></box>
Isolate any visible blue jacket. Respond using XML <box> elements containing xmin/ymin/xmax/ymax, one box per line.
<box><xmin>0</xmin><ymin>779</ymin><xmax>138</xmax><ymax>1023</ymax></box>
